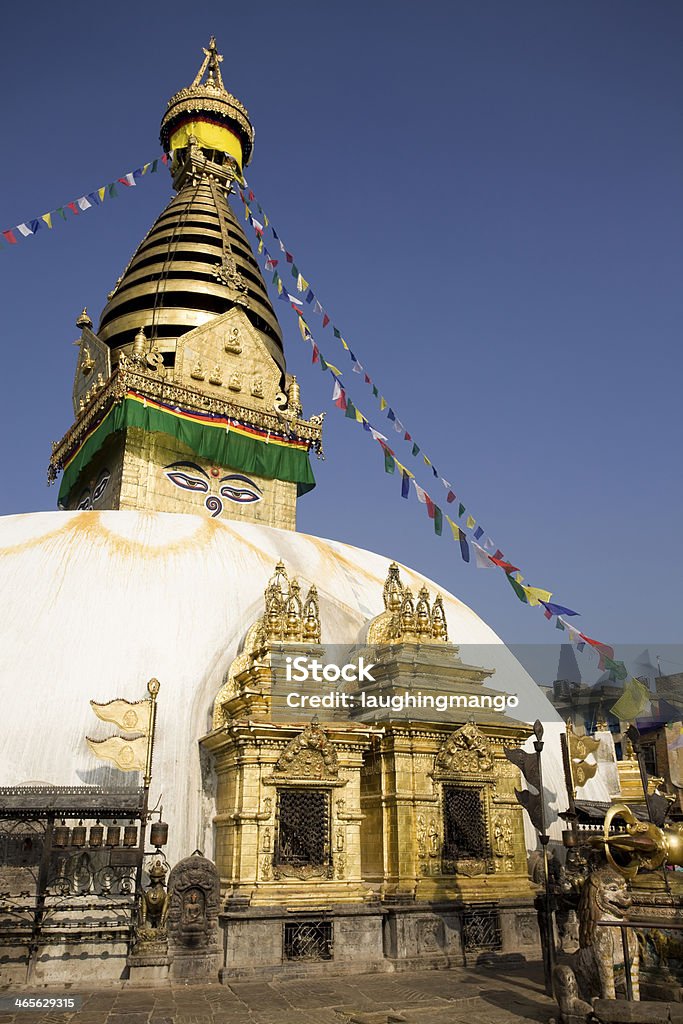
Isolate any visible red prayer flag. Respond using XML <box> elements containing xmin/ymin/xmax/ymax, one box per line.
<box><xmin>579</xmin><ymin>634</ymin><xmax>614</xmax><ymax>661</ymax></box>
<box><xmin>249</xmin><ymin>190</ymin><xmax>255</xmax><ymax>201</ymax></box>
<box><xmin>161</xmin><ymin>153</ymin><xmax>169</xmax><ymax>164</ymax></box>
<box><xmin>67</xmin><ymin>202</ymin><xmax>80</xmax><ymax>215</ymax></box>
<box><xmin>446</xmin><ymin>490</ymin><xmax>456</xmax><ymax>503</ymax></box>
<box><xmin>311</xmin><ymin>344</ymin><xmax>320</xmax><ymax>364</ymax></box>
<box><xmin>425</xmin><ymin>495</ymin><xmax>436</xmax><ymax>520</ymax></box>
<box><xmin>2</xmin><ymin>229</ymin><xmax>17</xmax><ymax>244</ymax></box>
<box><xmin>286</xmin><ymin>252</ymin><xmax>294</xmax><ymax>263</ymax></box>
<box><xmin>489</xmin><ymin>556</ymin><xmax>520</xmax><ymax>574</ymax></box>
<box><xmin>322</xmin><ymin>313</ymin><xmax>330</xmax><ymax>328</ymax></box>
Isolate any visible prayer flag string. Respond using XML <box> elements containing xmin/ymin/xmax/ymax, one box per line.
<box><xmin>0</xmin><ymin>155</ymin><xmax>170</xmax><ymax>250</ymax></box>
<box><xmin>237</xmin><ymin>185</ymin><xmax>635</xmax><ymax>687</ymax></box>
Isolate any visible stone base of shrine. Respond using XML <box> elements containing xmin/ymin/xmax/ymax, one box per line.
<box><xmin>218</xmin><ymin>897</ymin><xmax>540</xmax><ymax>978</ymax></box>
<box><xmin>382</xmin><ymin>899</ymin><xmax>540</xmax><ymax>969</ymax></box>
<box><xmin>219</xmin><ymin>902</ymin><xmax>385</xmax><ymax>979</ymax></box>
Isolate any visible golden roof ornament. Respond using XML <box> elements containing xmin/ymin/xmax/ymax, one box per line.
<box><xmin>160</xmin><ymin>37</ymin><xmax>255</xmax><ymax>171</ymax></box>
<box><xmin>262</xmin><ymin>561</ymin><xmax>321</xmax><ymax>643</ymax></box>
<box><xmin>76</xmin><ymin>307</ymin><xmax>93</xmax><ymax>330</ymax></box>
<box><xmin>369</xmin><ymin>563</ymin><xmax>449</xmax><ymax>645</ymax></box>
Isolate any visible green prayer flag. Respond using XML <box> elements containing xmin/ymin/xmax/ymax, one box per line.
<box><xmin>458</xmin><ymin>503</ymin><xmax>465</xmax><ymax>518</ymax></box>
<box><xmin>272</xmin><ymin>270</ymin><xmax>279</xmax><ymax>284</ymax></box>
<box><xmin>412</xmin><ymin>443</ymin><xmax>420</xmax><ymax>457</ymax></box>
<box><xmin>345</xmin><ymin>399</ymin><xmax>357</xmax><ymax>419</ymax></box>
<box><xmin>603</xmin><ymin>657</ymin><xmax>628</xmax><ymax>681</ymax></box>
<box><xmin>434</xmin><ymin>507</ymin><xmax>443</xmax><ymax>536</ymax></box>
<box><xmin>320</xmin><ymin>356</ymin><xmax>328</xmax><ymax>372</ymax></box>
<box><xmin>55</xmin><ymin>207</ymin><xmax>67</xmax><ymax>221</ymax></box>
<box><xmin>372</xmin><ymin>385</ymin><xmax>379</xmax><ymax>397</ymax></box>
<box><xmin>291</xmin><ymin>263</ymin><xmax>298</xmax><ymax>278</ymax></box>
<box><xmin>383</xmin><ymin>449</ymin><xmax>395</xmax><ymax>474</ymax></box>
<box><xmin>150</xmin><ymin>159</ymin><xmax>158</xmax><ymax>173</ymax></box>
<box><xmin>507</xmin><ymin>574</ymin><xmax>528</xmax><ymax>603</ymax></box>
<box><xmin>333</xmin><ymin>327</ymin><xmax>341</xmax><ymax>339</ymax></box>
<box><xmin>108</xmin><ymin>182</ymin><xmax>118</xmax><ymax>197</ymax></box>
<box><xmin>610</xmin><ymin>678</ymin><xmax>652</xmax><ymax>721</ymax></box>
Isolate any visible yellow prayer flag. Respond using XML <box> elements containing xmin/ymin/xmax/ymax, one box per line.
<box><xmin>380</xmin><ymin>398</ymin><xmax>387</xmax><ymax>411</ymax></box>
<box><xmin>340</xmin><ymin>338</ymin><xmax>349</xmax><ymax>350</ymax></box>
<box><xmin>98</xmin><ymin>186</ymin><xmax>106</xmax><ymax>202</ymax></box>
<box><xmin>325</xmin><ymin>362</ymin><xmax>343</xmax><ymax>376</ymax></box>
<box><xmin>521</xmin><ymin>585</ymin><xmax>553</xmax><ymax>607</ymax></box>
<box><xmin>42</xmin><ymin>213</ymin><xmax>52</xmax><ymax>229</ymax></box>
<box><xmin>298</xmin><ymin>318</ymin><xmax>309</xmax><ymax>340</ymax></box>
<box><xmin>610</xmin><ymin>678</ymin><xmax>652</xmax><ymax>721</ymax></box>
<box><xmin>423</xmin><ymin>456</ymin><xmax>431</xmax><ymax>466</ymax></box>
<box><xmin>355</xmin><ymin>409</ymin><xmax>364</xmax><ymax>423</ymax></box>
<box><xmin>257</xmin><ymin>238</ymin><xmax>263</xmax><ymax>254</ymax></box>
<box><xmin>141</xmin><ymin>163</ymin><xmax>150</xmax><ymax>175</ymax></box>
<box><xmin>264</xmin><ymin>214</ymin><xmax>269</xmax><ymax>227</ymax></box>
<box><xmin>466</xmin><ymin>515</ymin><xmax>476</xmax><ymax>529</ymax></box>
<box><xmin>277</xmin><ymin>278</ymin><xmax>283</xmax><ymax>295</ymax></box>
<box><xmin>90</xmin><ymin>698</ymin><xmax>152</xmax><ymax>735</ymax></box>
<box><xmin>86</xmin><ymin>734</ymin><xmax>147</xmax><ymax>772</ymax></box>
<box><xmin>446</xmin><ymin>516</ymin><xmax>461</xmax><ymax>541</ymax></box>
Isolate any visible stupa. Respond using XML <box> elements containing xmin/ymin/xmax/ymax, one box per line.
<box><xmin>0</xmin><ymin>39</ymin><xmax>609</xmax><ymax>985</ymax></box>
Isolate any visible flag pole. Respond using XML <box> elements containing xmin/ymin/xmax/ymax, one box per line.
<box><xmin>533</xmin><ymin>719</ymin><xmax>556</xmax><ymax>997</ymax></box>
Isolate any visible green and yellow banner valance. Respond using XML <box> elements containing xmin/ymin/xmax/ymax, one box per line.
<box><xmin>58</xmin><ymin>391</ymin><xmax>316</xmax><ymax>505</ymax></box>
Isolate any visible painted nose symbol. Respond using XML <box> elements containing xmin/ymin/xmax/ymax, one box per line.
<box><xmin>205</xmin><ymin>494</ymin><xmax>223</xmax><ymax>517</ymax></box>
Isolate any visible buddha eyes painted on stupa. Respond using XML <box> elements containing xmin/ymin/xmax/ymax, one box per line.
<box><xmin>164</xmin><ymin>461</ymin><xmax>262</xmax><ymax>517</ymax></box>
<box><xmin>75</xmin><ymin>469</ymin><xmax>111</xmax><ymax>510</ymax></box>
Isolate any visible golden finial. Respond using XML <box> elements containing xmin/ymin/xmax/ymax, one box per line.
<box><xmin>132</xmin><ymin>327</ymin><xmax>147</xmax><ymax>362</ymax></box>
<box><xmin>430</xmin><ymin>594</ymin><xmax>448</xmax><ymax>641</ymax></box>
<box><xmin>382</xmin><ymin>562</ymin><xmax>404</xmax><ymax>612</ymax></box>
<box><xmin>302</xmin><ymin>585</ymin><xmax>321</xmax><ymax>643</ymax></box>
<box><xmin>76</xmin><ymin>307</ymin><xmax>92</xmax><ymax>330</ymax></box>
<box><xmin>191</xmin><ymin>36</ymin><xmax>225</xmax><ymax>91</ymax></box>
<box><xmin>416</xmin><ymin>587</ymin><xmax>431</xmax><ymax>637</ymax></box>
<box><xmin>287</xmin><ymin>376</ymin><xmax>302</xmax><ymax>417</ymax></box>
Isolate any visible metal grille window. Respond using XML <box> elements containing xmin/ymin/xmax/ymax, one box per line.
<box><xmin>284</xmin><ymin>920</ymin><xmax>333</xmax><ymax>961</ymax></box>
<box><xmin>443</xmin><ymin>785</ymin><xmax>488</xmax><ymax>860</ymax></box>
<box><xmin>462</xmin><ymin>906</ymin><xmax>502</xmax><ymax>953</ymax></box>
<box><xmin>275</xmin><ymin>789</ymin><xmax>329</xmax><ymax>866</ymax></box>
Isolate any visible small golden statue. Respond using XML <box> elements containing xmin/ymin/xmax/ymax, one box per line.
<box><xmin>133</xmin><ymin>859</ymin><xmax>170</xmax><ymax>953</ymax></box>
<box><xmin>224</xmin><ymin>327</ymin><xmax>242</xmax><ymax>355</ymax></box>
<box><xmin>228</xmin><ymin>371</ymin><xmax>242</xmax><ymax>392</ymax></box>
<box><xmin>191</xmin><ymin>359</ymin><xmax>206</xmax><ymax>381</ymax></box>
<box><xmin>209</xmin><ymin>365</ymin><xmax>223</xmax><ymax>386</ymax></box>
<box><xmin>251</xmin><ymin>377</ymin><xmax>264</xmax><ymax>398</ymax></box>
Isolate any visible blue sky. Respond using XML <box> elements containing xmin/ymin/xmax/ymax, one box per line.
<box><xmin>1</xmin><ymin>1</ymin><xmax>682</xmax><ymax>660</ymax></box>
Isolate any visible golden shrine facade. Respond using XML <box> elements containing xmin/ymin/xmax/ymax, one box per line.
<box><xmin>201</xmin><ymin>562</ymin><xmax>539</xmax><ymax>976</ymax></box>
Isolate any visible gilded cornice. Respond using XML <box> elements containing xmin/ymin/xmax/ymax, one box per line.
<box><xmin>48</xmin><ymin>367</ymin><xmax>324</xmax><ymax>483</ymax></box>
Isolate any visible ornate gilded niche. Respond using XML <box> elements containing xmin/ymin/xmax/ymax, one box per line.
<box><xmin>264</xmin><ymin>721</ymin><xmax>344</xmax><ymax>881</ymax></box>
<box><xmin>429</xmin><ymin>723</ymin><xmax>497</xmax><ymax>878</ymax></box>
<box><xmin>211</xmin><ymin>560</ymin><xmax>321</xmax><ymax>727</ymax></box>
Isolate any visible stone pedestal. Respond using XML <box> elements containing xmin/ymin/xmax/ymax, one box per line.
<box><xmin>125</xmin><ymin>951</ymin><xmax>171</xmax><ymax>986</ymax></box>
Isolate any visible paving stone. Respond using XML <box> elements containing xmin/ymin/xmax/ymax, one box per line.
<box><xmin>274</xmin><ymin>981</ymin><xmax>363</xmax><ymax>1009</ymax></box>
<box><xmin>226</xmin><ymin>983</ymin><xmax>293</xmax><ymax>1011</ymax></box>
